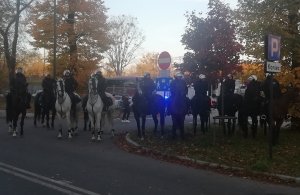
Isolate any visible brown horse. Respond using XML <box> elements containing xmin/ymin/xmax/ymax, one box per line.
<box><xmin>264</xmin><ymin>87</ymin><xmax>300</xmax><ymax>145</ymax></box>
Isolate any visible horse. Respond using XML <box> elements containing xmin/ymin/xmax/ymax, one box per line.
<box><xmin>238</xmin><ymin>84</ymin><xmax>264</xmax><ymax>138</ymax></box>
<box><xmin>33</xmin><ymin>90</ymin><xmax>56</xmax><ymax>128</ymax></box>
<box><xmin>100</xmin><ymin>92</ymin><xmax>117</xmax><ymax>137</ymax></box>
<box><xmin>132</xmin><ymin>91</ymin><xmax>166</xmax><ymax>140</ymax></box>
<box><xmin>86</xmin><ymin>77</ymin><xmax>104</xmax><ymax>141</ymax></box>
<box><xmin>167</xmin><ymin>94</ymin><xmax>190</xmax><ymax>140</ymax></box>
<box><xmin>217</xmin><ymin>93</ymin><xmax>243</xmax><ymax>135</ymax></box>
<box><xmin>6</xmin><ymin>86</ymin><xmax>28</xmax><ymax>137</ymax></box>
<box><xmin>262</xmin><ymin>87</ymin><xmax>300</xmax><ymax>145</ymax></box>
<box><xmin>55</xmin><ymin>78</ymin><xmax>81</xmax><ymax>139</ymax></box>
<box><xmin>190</xmin><ymin>94</ymin><xmax>211</xmax><ymax>135</ymax></box>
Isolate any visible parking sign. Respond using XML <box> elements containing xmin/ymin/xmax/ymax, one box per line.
<box><xmin>267</xmin><ymin>34</ymin><xmax>281</xmax><ymax>61</ymax></box>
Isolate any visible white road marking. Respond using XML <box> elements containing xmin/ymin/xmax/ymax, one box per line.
<box><xmin>0</xmin><ymin>162</ymin><xmax>100</xmax><ymax>195</ymax></box>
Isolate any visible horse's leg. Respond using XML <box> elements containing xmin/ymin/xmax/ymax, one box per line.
<box><xmin>192</xmin><ymin>114</ymin><xmax>197</xmax><ymax>135</ymax></box>
<box><xmin>66</xmin><ymin>112</ymin><xmax>72</xmax><ymax>139</ymax></box>
<box><xmin>12</xmin><ymin>113</ymin><xmax>19</xmax><ymax>137</ymax></box>
<box><xmin>57</xmin><ymin>113</ymin><xmax>63</xmax><ymax>138</ymax></box>
<box><xmin>251</xmin><ymin>114</ymin><xmax>258</xmax><ymax>138</ymax></box>
<box><xmin>51</xmin><ymin>108</ymin><xmax>56</xmax><ymax>128</ymax></box>
<box><xmin>19</xmin><ymin>111</ymin><xmax>26</xmax><ymax>136</ymax></box>
<box><xmin>107</xmin><ymin>111</ymin><xmax>115</xmax><ymax>137</ymax></box>
<box><xmin>45</xmin><ymin>110</ymin><xmax>50</xmax><ymax>128</ymax></box>
<box><xmin>179</xmin><ymin>114</ymin><xmax>185</xmax><ymax>140</ymax></box>
<box><xmin>97</xmin><ymin>113</ymin><xmax>102</xmax><ymax>141</ymax></box>
<box><xmin>83</xmin><ymin>110</ymin><xmax>88</xmax><ymax>131</ymax></box>
<box><xmin>200</xmin><ymin>113</ymin><xmax>206</xmax><ymax>134</ymax></box>
<box><xmin>171</xmin><ymin>115</ymin><xmax>178</xmax><ymax>139</ymax></box>
<box><xmin>274</xmin><ymin>119</ymin><xmax>283</xmax><ymax>145</ymax></box>
<box><xmin>152</xmin><ymin>113</ymin><xmax>158</xmax><ymax>135</ymax></box>
<box><xmin>159</xmin><ymin>110</ymin><xmax>165</xmax><ymax>137</ymax></box>
<box><xmin>141</xmin><ymin>115</ymin><xmax>146</xmax><ymax>139</ymax></box>
<box><xmin>134</xmin><ymin>113</ymin><xmax>141</xmax><ymax>138</ymax></box>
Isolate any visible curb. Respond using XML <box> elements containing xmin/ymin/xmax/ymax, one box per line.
<box><xmin>125</xmin><ymin>133</ymin><xmax>300</xmax><ymax>184</ymax></box>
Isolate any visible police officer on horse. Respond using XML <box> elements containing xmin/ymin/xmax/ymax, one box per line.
<box><xmin>140</xmin><ymin>72</ymin><xmax>156</xmax><ymax>109</ymax></box>
<box><xmin>223</xmin><ymin>74</ymin><xmax>235</xmax><ymax>96</ymax></box>
<box><xmin>42</xmin><ymin>74</ymin><xmax>56</xmax><ymax>101</ymax></box>
<box><xmin>194</xmin><ymin>74</ymin><xmax>209</xmax><ymax>97</ymax></box>
<box><xmin>10</xmin><ymin>67</ymin><xmax>31</xmax><ymax>109</ymax></box>
<box><xmin>63</xmin><ymin>70</ymin><xmax>81</xmax><ymax>114</ymax></box>
<box><xmin>94</xmin><ymin>70</ymin><xmax>112</xmax><ymax>111</ymax></box>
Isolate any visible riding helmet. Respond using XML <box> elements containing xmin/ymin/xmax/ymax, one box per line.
<box><xmin>199</xmin><ymin>74</ymin><xmax>206</xmax><ymax>79</ymax></box>
<box><xmin>248</xmin><ymin>75</ymin><xmax>257</xmax><ymax>81</ymax></box>
<box><xmin>63</xmin><ymin>69</ymin><xmax>71</xmax><ymax>77</ymax></box>
<box><xmin>15</xmin><ymin>67</ymin><xmax>23</xmax><ymax>74</ymax></box>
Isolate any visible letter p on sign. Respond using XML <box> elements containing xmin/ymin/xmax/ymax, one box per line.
<box><xmin>267</xmin><ymin>34</ymin><xmax>281</xmax><ymax>61</ymax></box>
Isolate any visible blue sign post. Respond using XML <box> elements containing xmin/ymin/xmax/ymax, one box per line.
<box><xmin>156</xmin><ymin>77</ymin><xmax>172</xmax><ymax>99</ymax></box>
<box><xmin>264</xmin><ymin>34</ymin><xmax>281</xmax><ymax>160</ymax></box>
<box><xmin>156</xmin><ymin>77</ymin><xmax>172</xmax><ymax>91</ymax></box>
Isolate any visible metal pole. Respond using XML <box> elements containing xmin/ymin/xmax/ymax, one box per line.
<box><xmin>268</xmin><ymin>73</ymin><xmax>274</xmax><ymax>159</ymax></box>
<box><xmin>53</xmin><ymin>0</ymin><xmax>57</xmax><ymax>79</ymax></box>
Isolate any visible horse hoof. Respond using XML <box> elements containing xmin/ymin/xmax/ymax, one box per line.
<box><xmin>57</xmin><ymin>133</ymin><xmax>62</xmax><ymax>138</ymax></box>
<box><xmin>68</xmin><ymin>134</ymin><xmax>72</xmax><ymax>139</ymax></box>
<box><xmin>91</xmin><ymin>135</ymin><xmax>95</xmax><ymax>140</ymax></box>
<box><xmin>13</xmin><ymin>132</ymin><xmax>17</xmax><ymax>137</ymax></box>
<box><xmin>140</xmin><ymin>136</ymin><xmax>144</xmax><ymax>141</ymax></box>
<box><xmin>97</xmin><ymin>136</ymin><xmax>102</xmax><ymax>141</ymax></box>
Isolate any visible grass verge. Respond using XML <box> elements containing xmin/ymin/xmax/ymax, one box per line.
<box><xmin>129</xmin><ymin>123</ymin><xmax>300</xmax><ymax>178</ymax></box>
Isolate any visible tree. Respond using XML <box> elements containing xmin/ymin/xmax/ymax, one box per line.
<box><xmin>181</xmin><ymin>0</ymin><xmax>242</xmax><ymax>81</ymax></box>
<box><xmin>235</xmin><ymin>0</ymin><xmax>300</xmax><ymax>68</ymax></box>
<box><xmin>129</xmin><ymin>52</ymin><xmax>159</xmax><ymax>77</ymax></box>
<box><xmin>0</xmin><ymin>0</ymin><xmax>34</xmax><ymax>87</ymax></box>
<box><xmin>28</xmin><ymin>0</ymin><xmax>110</xmax><ymax>75</ymax></box>
<box><xmin>105</xmin><ymin>15</ymin><xmax>145</xmax><ymax>76</ymax></box>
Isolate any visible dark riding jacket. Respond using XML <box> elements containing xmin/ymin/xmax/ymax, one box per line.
<box><xmin>140</xmin><ymin>77</ymin><xmax>155</xmax><ymax>98</ymax></box>
<box><xmin>170</xmin><ymin>78</ymin><xmax>188</xmax><ymax>97</ymax></box>
<box><xmin>223</xmin><ymin>78</ymin><xmax>235</xmax><ymax>96</ymax></box>
<box><xmin>262</xmin><ymin>76</ymin><xmax>281</xmax><ymax>99</ymax></box>
<box><xmin>11</xmin><ymin>73</ymin><xmax>28</xmax><ymax>94</ymax></box>
<box><xmin>64</xmin><ymin>76</ymin><xmax>78</xmax><ymax>94</ymax></box>
<box><xmin>244</xmin><ymin>80</ymin><xmax>262</xmax><ymax>102</ymax></box>
<box><xmin>42</xmin><ymin>77</ymin><xmax>55</xmax><ymax>95</ymax></box>
<box><xmin>194</xmin><ymin>79</ymin><xmax>208</xmax><ymax>96</ymax></box>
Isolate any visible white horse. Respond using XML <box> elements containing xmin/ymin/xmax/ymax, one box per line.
<box><xmin>101</xmin><ymin>92</ymin><xmax>117</xmax><ymax>137</ymax></box>
<box><xmin>55</xmin><ymin>78</ymin><xmax>81</xmax><ymax>139</ymax></box>
<box><xmin>86</xmin><ymin>77</ymin><xmax>104</xmax><ymax>141</ymax></box>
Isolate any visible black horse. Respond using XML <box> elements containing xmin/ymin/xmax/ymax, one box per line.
<box><xmin>33</xmin><ymin>90</ymin><xmax>56</xmax><ymax>128</ymax></box>
<box><xmin>6</xmin><ymin>87</ymin><xmax>28</xmax><ymax>137</ymax></box>
<box><xmin>238</xmin><ymin>90</ymin><xmax>264</xmax><ymax>138</ymax></box>
<box><xmin>217</xmin><ymin>93</ymin><xmax>243</xmax><ymax>135</ymax></box>
<box><xmin>190</xmin><ymin>94</ymin><xmax>211</xmax><ymax>135</ymax></box>
<box><xmin>167</xmin><ymin>94</ymin><xmax>190</xmax><ymax>139</ymax></box>
<box><xmin>132</xmin><ymin>92</ymin><xmax>166</xmax><ymax>139</ymax></box>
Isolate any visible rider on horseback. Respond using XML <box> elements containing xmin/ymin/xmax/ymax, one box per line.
<box><xmin>245</xmin><ymin>75</ymin><xmax>262</xmax><ymax>101</ymax></box>
<box><xmin>10</xmin><ymin>67</ymin><xmax>31</xmax><ymax>109</ymax></box>
<box><xmin>94</xmin><ymin>70</ymin><xmax>112</xmax><ymax>111</ymax></box>
<box><xmin>140</xmin><ymin>72</ymin><xmax>156</xmax><ymax>104</ymax></box>
<box><xmin>262</xmin><ymin>73</ymin><xmax>282</xmax><ymax>99</ymax></box>
<box><xmin>63</xmin><ymin>70</ymin><xmax>81</xmax><ymax>114</ymax></box>
<box><xmin>194</xmin><ymin>74</ymin><xmax>208</xmax><ymax>97</ymax></box>
<box><xmin>42</xmin><ymin>74</ymin><xmax>56</xmax><ymax>103</ymax></box>
<box><xmin>223</xmin><ymin>74</ymin><xmax>235</xmax><ymax>96</ymax></box>
<box><xmin>170</xmin><ymin>72</ymin><xmax>188</xmax><ymax>98</ymax></box>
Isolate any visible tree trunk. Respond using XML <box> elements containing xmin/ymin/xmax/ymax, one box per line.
<box><xmin>67</xmin><ymin>0</ymin><xmax>78</xmax><ymax>74</ymax></box>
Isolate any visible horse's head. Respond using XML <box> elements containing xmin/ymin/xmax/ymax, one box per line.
<box><xmin>88</xmin><ymin>76</ymin><xmax>98</xmax><ymax>94</ymax></box>
<box><xmin>56</xmin><ymin>78</ymin><xmax>65</xmax><ymax>97</ymax></box>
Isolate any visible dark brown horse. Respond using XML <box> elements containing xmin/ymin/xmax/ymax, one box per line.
<box><xmin>263</xmin><ymin>87</ymin><xmax>300</xmax><ymax>145</ymax></box>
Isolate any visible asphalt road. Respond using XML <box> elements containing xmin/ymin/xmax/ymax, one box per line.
<box><xmin>0</xmin><ymin>114</ymin><xmax>299</xmax><ymax>195</ymax></box>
